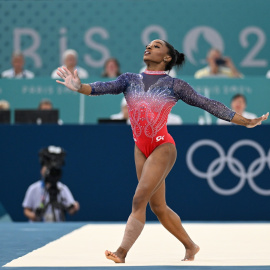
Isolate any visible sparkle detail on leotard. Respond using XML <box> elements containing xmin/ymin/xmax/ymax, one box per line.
<box><xmin>144</xmin><ymin>70</ymin><xmax>167</xmax><ymax>75</ymax></box>
<box><xmin>125</xmin><ymin>75</ymin><xmax>176</xmax><ymax>138</ymax></box>
<box><xmin>89</xmin><ymin>73</ymin><xmax>236</xmax><ymax>139</ymax></box>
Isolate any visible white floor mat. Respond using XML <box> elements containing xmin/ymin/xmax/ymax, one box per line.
<box><xmin>4</xmin><ymin>223</ymin><xmax>270</xmax><ymax>267</ymax></box>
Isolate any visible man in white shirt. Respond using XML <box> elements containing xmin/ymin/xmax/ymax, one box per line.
<box><xmin>195</xmin><ymin>49</ymin><xmax>242</xmax><ymax>79</ymax></box>
<box><xmin>111</xmin><ymin>98</ymin><xmax>182</xmax><ymax>125</ymax></box>
<box><xmin>217</xmin><ymin>94</ymin><xmax>257</xmax><ymax>125</ymax></box>
<box><xmin>51</xmin><ymin>49</ymin><xmax>89</xmax><ymax>79</ymax></box>
<box><xmin>110</xmin><ymin>98</ymin><xmax>129</xmax><ymax>121</ymax></box>
<box><xmin>1</xmin><ymin>52</ymin><xmax>35</xmax><ymax>79</ymax></box>
<box><xmin>22</xmin><ymin>146</ymin><xmax>79</xmax><ymax>222</ymax></box>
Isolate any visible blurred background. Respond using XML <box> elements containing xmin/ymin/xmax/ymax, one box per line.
<box><xmin>0</xmin><ymin>0</ymin><xmax>269</xmax><ymax>223</ymax></box>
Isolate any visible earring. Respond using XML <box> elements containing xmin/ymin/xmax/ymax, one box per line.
<box><xmin>164</xmin><ymin>58</ymin><xmax>167</xmax><ymax>62</ymax></box>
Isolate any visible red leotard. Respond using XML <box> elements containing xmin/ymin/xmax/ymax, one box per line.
<box><xmin>89</xmin><ymin>71</ymin><xmax>235</xmax><ymax>158</ymax></box>
<box><xmin>133</xmin><ymin>124</ymin><xmax>175</xmax><ymax>158</ymax></box>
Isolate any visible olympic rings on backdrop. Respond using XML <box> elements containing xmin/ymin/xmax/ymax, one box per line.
<box><xmin>186</xmin><ymin>139</ymin><xmax>270</xmax><ymax>196</ymax></box>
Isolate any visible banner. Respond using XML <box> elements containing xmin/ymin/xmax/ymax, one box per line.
<box><xmin>0</xmin><ymin>0</ymin><xmax>269</xmax><ymax>77</ymax></box>
<box><xmin>1</xmin><ymin>78</ymin><xmax>269</xmax><ymax>124</ymax></box>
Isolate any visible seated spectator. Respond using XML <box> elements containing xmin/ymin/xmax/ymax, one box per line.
<box><xmin>23</xmin><ymin>146</ymin><xmax>80</xmax><ymax>222</ymax></box>
<box><xmin>51</xmin><ymin>49</ymin><xmax>88</xmax><ymax>79</ymax></box>
<box><xmin>0</xmin><ymin>100</ymin><xmax>10</xmax><ymax>110</ymax></box>
<box><xmin>139</xmin><ymin>65</ymin><xmax>177</xmax><ymax>78</ymax></box>
<box><xmin>217</xmin><ymin>94</ymin><xmax>257</xmax><ymax>125</ymax></box>
<box><xmin>111</xmin><ymin>98</ymin><xmax>182</xmax><ymax>125</ymax></box>
<box><xmin>194</xmin><ymin>49</ymin><xmax>242</xmax><ymax>79</ymax></box>
<box><xmin>266</xmin><ymin>70</ymin><xmax>270</xmax><ymax>78</ymax></box>
<box><xmin>38</xmin><ymin>99</ymin><xmax>53</xmax><ymax>110</ymax></box>
<box><xmin>110</xmin><ymin>98</ymin><xmax>129</xmax><ymax>121</ymax></box>
<box><xmin>167</xmin><ymin>113</ymin><xmax>183</xmax><ymax>125</ymax></box>
<box><xmin>1</xmin><ymin>52</ymin><xmax>35</xmax><ymax>79</ymax></box>
<box><xmin>102</xmin><ymin>58</ymin><xmax>121</xmax><ymax>78</ymax></box>
<box><xmin>38</xmin><ymin>99</ymin><xmax>63</xmax><ymax>124</ymax></box>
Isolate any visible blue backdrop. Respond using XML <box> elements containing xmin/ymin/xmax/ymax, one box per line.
<box><xmin>0</xmin><ymin>125</ymin><xmax>269</xmax><ymax>222</ymax></box>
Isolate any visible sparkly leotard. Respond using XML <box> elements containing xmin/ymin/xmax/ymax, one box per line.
<box><xmin>89</xmin><ymin>71</ymin><xmax>235</xmax><ymax>157</ymax></box>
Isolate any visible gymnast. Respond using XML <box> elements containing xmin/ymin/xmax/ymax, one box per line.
<box><xmin>56</xmin><ymin>39</ymin><xmax>268</xmax><ymax>262</ymax></box>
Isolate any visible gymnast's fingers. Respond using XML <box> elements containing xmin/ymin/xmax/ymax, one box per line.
<box><xmin>74</xmin><ymin>69</ymin><xmax>79</xmax><ymax>79</ymax></box>
<box><xmin>57</xmin><ymin>71</ymin><xmax>66</xmax><ymax>80</ymax></box>
<box><xmin>57</xmin><ymin>67</ymin><xmax>66</xmax><ymax>78</ymax></box>
<box><xmin>63</xmin><ymin>66</ymin><xmax>72</xmax><ymax>76</ymax></box>
<box><xmin>56</xmin><ymin>80</ymin><xmax>65</xmax><ymax>85</ymax></box>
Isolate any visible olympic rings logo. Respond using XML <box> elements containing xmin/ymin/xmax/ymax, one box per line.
<box><xmin>186</xmin><ymin>139</ymin><xmax>270</xmax><ymax>196</ymax></box>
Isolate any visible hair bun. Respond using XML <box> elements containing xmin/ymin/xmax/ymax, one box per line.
<box><xmin>161</xmin><ymin>40</ymin><xmax>186</xmax><ymax>71</ymax></box>
<box><xmin>175</xmin><ymin>50</ymin><xmax>185</xmax><ymax>67</ymax></box>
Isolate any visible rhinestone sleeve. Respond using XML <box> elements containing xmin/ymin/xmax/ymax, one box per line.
<box><xmin>89</xmin><ymin>73</ymin><xmax>129</xmax><ymax>96</ymax></box>
<box><xmin>173</xmin><ymin>79</ymin><xmax>236</xmax><ymax>122</ymax></box>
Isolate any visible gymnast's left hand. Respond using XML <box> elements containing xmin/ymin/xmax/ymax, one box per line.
<box><xmin>246</xmin><ymin>112</ymin><xmax>269</xmax><ymax>128</ymax></box>
<box><xmin>56</xmin><ymin>66</ymin><xmax>82</xmax><ymax>92</ymax></box>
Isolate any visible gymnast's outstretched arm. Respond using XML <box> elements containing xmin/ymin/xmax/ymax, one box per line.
<box><xmin>173</xmin><ymin>78</ymin><xmax>268</xmax><ymax>128</ymax></box>
<box><xmin>56</xmin><ymin>66</ymin><xmax>128</xmax><ymax>96</ymax></box>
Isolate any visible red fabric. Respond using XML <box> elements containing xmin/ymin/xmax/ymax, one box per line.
<box><xmin>134</xmin><ymin>125</ymin><xmax>175</xmax><ymax>158</ymax></box>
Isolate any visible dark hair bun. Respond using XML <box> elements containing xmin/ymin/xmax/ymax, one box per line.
<box><xmin>175</xmin><ymin>50</ymin><xmax>185</xmax><ymax>68</ymax></box>
<box><xmin>162</xmin><ymin>40</ymin><xmax>186</xmax><ymax>71</ymax></box>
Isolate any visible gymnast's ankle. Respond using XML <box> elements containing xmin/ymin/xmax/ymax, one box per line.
<box><xmin>116</xmin><ymin>247</ymin><xmax>127</xmax><ymax>258</ymax></box>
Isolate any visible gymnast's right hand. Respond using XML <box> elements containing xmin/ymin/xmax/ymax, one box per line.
<box><xmin>56</xmin><ymin>66</ymin><xmax>82</xmax><ymax>92</ymax></box>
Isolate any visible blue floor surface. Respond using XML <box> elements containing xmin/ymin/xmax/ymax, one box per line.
<box><xmin>0</xmin><ymin>222</ymin><xmax>268</xmax><ymax>270</ymax></box>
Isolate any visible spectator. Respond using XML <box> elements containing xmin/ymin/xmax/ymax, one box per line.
<box><xmin>217</xmin><ymin>94</ymin><xmax>257</xmax><ymax>125</ymax></box>
<box><xmin>38</xmin><ymin>99</ymin><xmax>63</xmax><ymax>124</ymax></box>
<box><xmin>266</xmin><ymin>70</ymin><xmax>270</xmax><ymax>78</ymax></box>
<box><xmin>194</xmin><ymin>49</ymin><xmax>242</xmax><ymax>79</ymax></box>
<box><xmin>111</xmin><ymin>98</ymin><xmax>182</xmax><ymax>125</ymax></box>
<box><xmin>22</xmin><ymin>146</ymin><xmax>80</xmax><ymax>222</ymax></box>
<box><xmin>102</xmin><ymin>58</ymin><xmax>121</xmax><ymax>78</ymax></box>
<box><xmin>110</xmin><ymin>98</ymin><xmax>129</xmax><ymax>121</ymax></box>
<box><xmin>167</xmin><ymin>113</ymin><xmax>183</xmax><ymax>125</ymax></box>
<box><xmin>51</xmin><ymin>49</ymin><xmax>88</xmax><ymax>79</ymax></box>
<box><xmin>38</xmin><ymin>99</ymin><xmax>53</xmax><ymax>110</ymax></box>
<box><xmin>0</xmin><ymin>100</ymin><xmax>10</xmax><ymax>110</ymax></box>
<box><xmin>1</xmin><ymin>52</ymin><xmax>35</xmax><ymax>79</ymax></box>
<box><xmin>139</xmin><ymin>65</ymin><xmax>177</xmax><ymax>78</ymax></box>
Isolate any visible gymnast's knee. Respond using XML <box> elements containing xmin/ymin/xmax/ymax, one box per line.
<box><xmin>150</xmin><ymin>203</ymin><xmax>167</xmax><ymax>217</ymax></box>
<box><xmin>132</xmin><ymin>194</ymin><xmax>148</xmax><ymax>212</ymax></box>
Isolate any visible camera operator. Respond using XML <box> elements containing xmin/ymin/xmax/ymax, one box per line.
<box><xmin>22</xmin><ymin>146</ymin><xmax>79</xmax><ymax>222</ymax></box>
<box><xmin>194</xmin><ymin>48</ymin><xmax>242</xmax><ymax>78</ymax></box>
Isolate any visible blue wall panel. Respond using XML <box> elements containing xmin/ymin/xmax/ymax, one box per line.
<box><xmin>0</xmin><ymin>125</ymin><xmax>269</xmax><ymax>221</ymax></box>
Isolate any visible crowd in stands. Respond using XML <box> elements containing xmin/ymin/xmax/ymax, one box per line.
<box><xmin>0</xmin><ymin>47</ymin><xmax>267</xmax><ymax>125</ymax></box>
<box><xmin>2</xmin><ymin>48</ymin><xmax>269</xmax><ymax>79</ymax></box>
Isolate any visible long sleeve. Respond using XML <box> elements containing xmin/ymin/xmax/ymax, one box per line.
<box><xmin>173</xmin><ymin>79</ymin><xmax>236</xmax><ymax>122</ymax></box>
<box><xmin>89</xmin><ymin>73</ymin><xmax>129</xmax><ymax>96</ymax></box>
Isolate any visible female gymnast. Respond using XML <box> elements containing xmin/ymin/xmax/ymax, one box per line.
<box><xmin>56</xmin><ymin>40</ymin><xmax>268</xmax><ymax>262</ymax></box>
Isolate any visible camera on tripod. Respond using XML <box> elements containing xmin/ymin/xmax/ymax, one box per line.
<box><xmin>35</xmin><ymin>145</ymin><xmax>66</xmax><ymax>221</ymax></box>
<box><xmin>39</xmin><ymin>145</ymin><xmax>66</xmax><ymax>193</ymax></box>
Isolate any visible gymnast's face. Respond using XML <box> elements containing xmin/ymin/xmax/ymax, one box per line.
<box><xmin>143</xmin><ymin>40</ymin><xmax>171</xmax><ymax>67</ymax></box>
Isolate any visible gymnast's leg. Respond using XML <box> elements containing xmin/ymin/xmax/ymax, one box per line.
<box><xmin>149</xmin><ymin>181</ymin><xmax>200</xmax><ymax>261</ymax></box>
<box><xmin>105</xmin><ymin>143</ymin><xmax>177</xmax><ymax>263</ymax></box>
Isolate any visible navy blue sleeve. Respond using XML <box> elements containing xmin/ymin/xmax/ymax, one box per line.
<box><xmin>89</xmin><ymin>73</ymin><xmax>129</xmax><ymax>96</ymax></box>
<box><xmin>173</xmin><ymin>78</ymin><xmax>236</xmax><ymax>122</ymax></box>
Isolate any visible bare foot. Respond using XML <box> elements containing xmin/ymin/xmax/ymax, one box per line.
<box><xmin>182</xmin><ymin>244</ymin><xmax>200</xmax><ymax>261</ymax></box>
<box><xmin>105</xmin><ymin>250</ymin><xmax>125</xmax><ymax>263</ymax></box>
